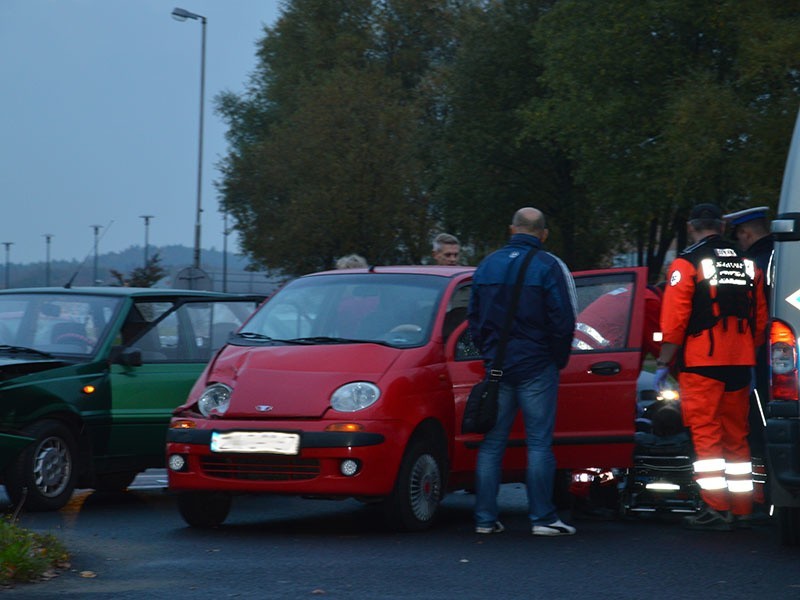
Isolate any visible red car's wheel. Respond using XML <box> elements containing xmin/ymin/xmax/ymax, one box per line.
<box><xmin>382</xmin><ymin>436</ymin><xmax>445</xmax><ymax>531</ymax></box>
<box><xmin>177</xmin><ymin>491</ymin><xmax>232</xmax><ymax>528</ymax></box>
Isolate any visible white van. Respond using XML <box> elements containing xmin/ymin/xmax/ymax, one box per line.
<box><xmin>767</xmin><ymin>108</ymin><xmax>800</xmax><ymax>546</ymax></box>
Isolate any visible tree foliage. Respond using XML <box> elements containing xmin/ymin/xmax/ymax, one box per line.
<box><xmin>525</xmin><ymin>0</ymin><xmax>800</xmax><ymax>279</ymax></box>
<box><xmin>217</xmin><ymin>0</ymin><xmax>800</xmax><ymax>278</ymax></box>
<box><xmin>110</xmin><ymin>254</ymin><xmax>167</xmax><ymax>288</ymax></box>
<box><xmin>217</xmin><ymin>0</ymin><xmax>460</xmax><ymax>274</ymax></box>
<box><xmin>435</xmin><ymin>0</ymin><xmax>615</xmax><ymax>268</ymax></box>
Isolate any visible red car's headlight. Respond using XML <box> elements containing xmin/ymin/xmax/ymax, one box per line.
<box><xmin>197</xmin><ymin>383</ymin><xmax>232</xmax><ymax>417</ymax></box>
<box><xmin>330</xmin><ymin>382</ymin><xmax>380</xmax><ymax>412</ymax></box>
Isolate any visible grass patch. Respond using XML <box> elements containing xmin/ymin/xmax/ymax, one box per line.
<box><xmin>0</xmin><ymin>517</ymin><xmax>69</xmax><ymax>586</ymax></box>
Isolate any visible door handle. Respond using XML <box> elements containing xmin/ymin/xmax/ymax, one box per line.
<box><xmin>588</xmin><ymin>361</ymin><xmax>621</xmax><ymax>376</ymax></box>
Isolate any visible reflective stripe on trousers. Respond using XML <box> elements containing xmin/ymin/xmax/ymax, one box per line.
<box><xmin>694</xmin><ymin>458</ymin><xmax>727</xmax><ymax>490</ymax></box>
<box><xmin>679</xmin><ymin>371</ymin><xmax>753</xmax><ymax>514</ymax></box>
<box><xmin>692</xmin><ymin>459</ymin><xmax>753</xmax><ymax>495</ymax></box>
<box><xmin>726</xmin><ymin>461</ymin><xmax>754</xmax><ymax>493</ymax></box>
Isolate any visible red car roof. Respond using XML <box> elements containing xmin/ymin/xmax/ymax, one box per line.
<box><xmin>310</xmin><ymin>265</ymin><xmax>476</xmax><ymax>277</ymax></box>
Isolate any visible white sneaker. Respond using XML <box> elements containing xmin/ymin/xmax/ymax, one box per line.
<box><xmin>531</xmin><ymin>519</ymin><xmax>576</xmax><ymax>536</ymax></box>
<box><xmin>475</xmin><ymin>521</ymin><xmax>505</xmax><ymax>534</ymax></box>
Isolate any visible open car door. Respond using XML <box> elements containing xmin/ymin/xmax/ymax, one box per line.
<box><xmin>447</xmin><ymin>267</ymin><xmax>652</xmax><ymax>482</ymax></box>
<box><xmin>554</xmin><ymin>267</ymin><xmax>650</xmax><ymax>469</ymax></box>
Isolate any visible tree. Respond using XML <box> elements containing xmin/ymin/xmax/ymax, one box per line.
<box><xmin>110</xmin><ymin>254</ymin><xmax>167</xmax><ymax>288</ymax></box>
<box><xmin>217</xmin><ymin>0</ymin><xmax>462</xmax><ymax>275</ymax></box>
<box><xmin>217</xmin><ymin>0</ymin><xmax>800</xmax><ymax>277</ymax></box>
<box><xmin>525</xmin><ymin>0</ymin><xmax>800</xmax><ymax>280</ymax></box>
<box><xmin>435</xmin><ymin>0</ymin><xmax>614</xmax><ymax>268</ymax></box>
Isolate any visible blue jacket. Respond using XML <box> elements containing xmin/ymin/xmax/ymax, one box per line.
<box><xmin>467</xmin><ymin>234</ymin><xmax>577</xmax><ymax>383</ymax></box>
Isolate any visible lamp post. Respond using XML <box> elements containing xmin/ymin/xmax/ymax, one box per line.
<box><xmin>171</xmin><ymin>6</ymin><xmax>206</xmax><ymax>271</ymax></box>
<box><xmin>43</xmin><ymin>234</ymin><xmax>53</xmax><ymax>286</ymax></box>
<box><xmin>2</xmin><ymin>242</ymin><xmax>12</xmax><ymax>289</ymax></box>
<box><xmin>140</xmin><ymin>215</ymin><xmax>154</xmax><ymax>267</ymax></box>
<box><xmin>222</xmin><ymin>211</ymin><xmax>230</xmax><ymax>292</ymax></box>
<box><xmin>90</xmin><ymin>225</ymin><xmax>102</xmax><ymax>285</ymax></box>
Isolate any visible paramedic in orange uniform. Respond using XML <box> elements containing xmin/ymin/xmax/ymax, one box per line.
<box><xmin>655</xmin><ymin>203</ymin><xmax>767</xmax><ymax>531</ymax></box>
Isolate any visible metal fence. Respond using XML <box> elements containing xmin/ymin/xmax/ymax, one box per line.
<box><xmin>171</xmin><ymin>267</ymin><xmax>287</xmax><ymax>295</ymax></box>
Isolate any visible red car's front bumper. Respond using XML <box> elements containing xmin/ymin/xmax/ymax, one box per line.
<box><xmin>166</xmin><ymin>418</ymin><xmax>413</xmax><ymax>497</ymax></box>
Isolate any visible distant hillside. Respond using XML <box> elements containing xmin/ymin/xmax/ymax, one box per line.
<box><xmin>2</xmin><ymin>245</ymin><xmax>284</xmax><ymax>294</ymax></box>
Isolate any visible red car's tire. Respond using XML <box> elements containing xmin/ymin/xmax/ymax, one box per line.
<box><xmin>382</xmin><ymin>436</ymin><xmax>445</xmax><ymax>532</ymax></box>
<box><xmin>177</xmin><ymin>491</ymin><xmax>232</xmax><ymax>528</ymax></box>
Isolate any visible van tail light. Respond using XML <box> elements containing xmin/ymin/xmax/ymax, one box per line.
<box><xmin>770</xmin><ymin>319</ymin><xmax>799</xmax><ymax>401</ymax></box>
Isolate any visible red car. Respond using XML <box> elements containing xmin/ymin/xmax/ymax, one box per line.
<box><xmin>166</xmin><ymin>265</ymin><xmax>651</xmax><ymax>530</ymax></box>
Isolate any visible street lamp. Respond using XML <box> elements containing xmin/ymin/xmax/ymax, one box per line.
<box><xmin>43</xmin><ymin>234</ymin><xmax>53</xmax><ymax>286</ymax></box>
<box><xmin>90</xmin><ymin>225</ymin><xmax>102</xmax><ymax>285</ymax></box>
<box><xmin>171</xmin><ymin>6</ymin><xmax>206</xmax><ymax>271</ymax></box>
<box><xmin>222</xmin><ymin>211</ymin><xmax>231</xmax><ymax>292</ymax></box>
<box><xmin>140</xmin><ymin>215</ymin><xmax>154</xmax><ymax>267</ymax></box>
<box><xmin>2</xmin><ymin>242</ymin><xmax>12</xmax><ymax>289</ymax></box>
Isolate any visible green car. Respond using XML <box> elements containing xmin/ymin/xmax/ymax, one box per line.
<box><xmin>0</xmin><ymin>287</ymin><xmax>263</xmax><ymax>511</ymax></box>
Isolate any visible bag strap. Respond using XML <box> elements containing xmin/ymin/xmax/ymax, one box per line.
<box><xmin>490</xmin><ymin>247</ymin><xmax>539</xmax><ymax>378</ymax></box>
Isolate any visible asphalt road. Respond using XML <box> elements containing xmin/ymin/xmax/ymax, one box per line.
<box><xmin>3</xmin><ymin>472</ymin><xmax>800</xmax><ymax>599</ymax></box>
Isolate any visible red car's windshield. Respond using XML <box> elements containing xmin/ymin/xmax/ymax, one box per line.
<box><xmin>238</xmin><ymin>273</ymin><xmax>448</xmax><ymax>347</ymax></box>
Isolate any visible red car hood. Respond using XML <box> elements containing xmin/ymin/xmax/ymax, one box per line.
<box><xmin>211</xmin><ymin>344</ymin><xmax>403</xmax><ymax>418</ymax></box>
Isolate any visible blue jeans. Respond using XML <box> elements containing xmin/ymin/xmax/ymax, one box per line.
<box><xmin>474</xmin><ymin>364</ymin><xmax>559</xmax><ymax>527</ymax></box>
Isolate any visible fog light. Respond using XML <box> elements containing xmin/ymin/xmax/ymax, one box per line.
<box><xmin>168</xmin><ymin>454</ymin><xmax>186</xmax><ymax>472</ymax></box>
<box><xmin>340</xmin><ymin>459</ymin><xmax>360</xmax><ymax>476</ymax></box>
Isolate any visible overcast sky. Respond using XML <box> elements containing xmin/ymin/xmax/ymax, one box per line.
<box><xmin>1</xmin><ymin>0</ymin><xmax>282</xmax><ymax>265</ymax></box>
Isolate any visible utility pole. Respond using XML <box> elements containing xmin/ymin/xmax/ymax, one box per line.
<box><xmin>2</xmin><ymin>242</ymin><xmax>13</xmax><ymax>289</ymax></box>
<box><xmin>90</xmin><ymin>225</ymin><xmax>102</xmax><ymax>285</ymax></box>
<box><xmin>140</xmin><ymin>215</ymin><xmax>154</xmax><ymax>267</ymax></box>
<box><xmin>43</xmin><ymin>234</ymin><xmax>53</xmax><ymax>286</ymax></box>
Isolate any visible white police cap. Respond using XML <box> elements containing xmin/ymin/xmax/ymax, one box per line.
<box><xmin>723</xmin><ymin>206</ymin><xmax>769</xmax><ymax>226</ymax></box>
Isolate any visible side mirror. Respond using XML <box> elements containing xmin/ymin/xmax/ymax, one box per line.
<box><xmin>114</xmin><ymin>347</ymin><xmax>143</xmax><ymax>367</ymax></box>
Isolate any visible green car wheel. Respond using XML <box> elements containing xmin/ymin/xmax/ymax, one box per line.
<box><xmin>5</xmin><ymin>420</ymin><xmax>78</xmax><ymax>512</ymax></box>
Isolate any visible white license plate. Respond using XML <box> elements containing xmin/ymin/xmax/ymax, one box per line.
<box><xmin>210</xmin><ymin>431</ymin><xmax>300</xmax><ymax>455</ymax></box>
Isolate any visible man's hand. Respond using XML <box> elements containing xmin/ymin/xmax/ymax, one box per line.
<box><xmin>654</xmin><ymin>366</ymin><xmax>670</xmax><ymax>390</ymax></box>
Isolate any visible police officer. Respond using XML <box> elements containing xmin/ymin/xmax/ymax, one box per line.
<box><xmin>723</xmin><ymin>205</ymin><xmax>775</xmax><ymax>509</ymax></box>
<box><xmin>724</xmin><ymin>206</ymin><xmax>774</xmax><ymax>291</ymax></box>
<box><xmin>655</xmin><ymin>203</ymin><xmax>768</xmax><ymax>531</ymax></box>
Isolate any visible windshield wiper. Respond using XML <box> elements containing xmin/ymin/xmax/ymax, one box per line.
<box><xmin>288</xmin><ymin>336</ymin><xmax>369</xmax><ymax>345</ymax></box>
<box><xmin>0</xmin><ymin>345</ymin><xmax>54</xmax><ymax>358</ymax></box>
<box><xmin>234</xmin><ymin>332</ymin><xmax>275</xmax><ymax>341</ymax></box>
<box><xmin>233</xmin><ymin>332</ymin><xmax>303</xmax><ymax>345</ymax></box>
<box><xmin>234</xmin><ymin>333</ymin><xmax>389</xmax><ymax>347</ymax></box>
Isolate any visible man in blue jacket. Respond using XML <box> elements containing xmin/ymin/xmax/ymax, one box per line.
<box><xmin>467</xmin><ymin>206</ymin><xmax>578</xmax><ymax>536</ymax></box>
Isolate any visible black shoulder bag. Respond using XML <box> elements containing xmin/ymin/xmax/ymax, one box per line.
<box><xmin>461</xmin><ymin>248</ymin><xmax>538</xmax><ymax>434</ymax></box>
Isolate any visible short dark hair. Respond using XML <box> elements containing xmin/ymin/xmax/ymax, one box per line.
<box><xmin>688</xmin><ymin>203</ymin><xmax>724</xmax><ymax>232</ymax></box>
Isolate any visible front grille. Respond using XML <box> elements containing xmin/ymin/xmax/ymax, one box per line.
<box><xmin>200</xmin><ymin>454</ymin><xmax>320</xmax><ymax>481</ymax></box>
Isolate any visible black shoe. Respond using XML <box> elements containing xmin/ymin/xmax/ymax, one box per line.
<box><xmin>683</xmin><ymin>507</ymin><xmax>733</xmax><ymax>531</ymax></box>
<box><xmin>734</xmin><ymin>511</ymin><xmax>771</xmax><ymax>529</ymax></box>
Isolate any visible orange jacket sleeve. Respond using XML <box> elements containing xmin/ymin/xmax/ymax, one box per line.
<box><xmin>660</xmin><ymin>257</ymin><xmax>696</xmax><ymax>347</ymax></box>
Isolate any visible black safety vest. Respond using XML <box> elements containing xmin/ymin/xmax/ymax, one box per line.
<box><xmin>680</xmin><ymin>235</ymin><xmax>755</xmax><ymax>336</ymax></box>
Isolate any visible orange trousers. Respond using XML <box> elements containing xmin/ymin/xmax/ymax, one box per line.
<box><xmin>678</xmin><ymin>371</ymin><xmax>753</xmax><ymax>515</ymax></box>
